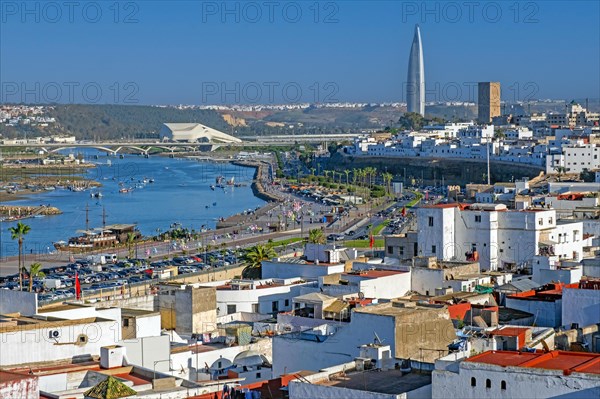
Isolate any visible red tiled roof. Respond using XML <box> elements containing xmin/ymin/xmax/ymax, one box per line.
<box><xmin>507</xmin><ymin>283</ymin><xmax>572</xmax><ymax>300</ymax></box>
<box><xmin>466</xmin><ymin>351</ymin><xmax>539</xmax><ymax>367</ymax></box>
<box><xmin>447</xmin><ymin>303</ymin><xmax>471</xmax><ymax>320</ymax></box>
<box><xmin>466</xmin><ymin>350</ymin><xmax>600</xmax><ymax>375</ymax></box>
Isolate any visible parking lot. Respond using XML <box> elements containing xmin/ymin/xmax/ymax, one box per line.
<box><xmin>0</xmin><ymin>249</ymin><xmax>241</xmax><ymax>305</ymax></box>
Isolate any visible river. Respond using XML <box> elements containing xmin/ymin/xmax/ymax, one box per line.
<box><xmin>1</xmin><ymin>151</ymin><xmax>265</xmax><ymax>257</ymax></box>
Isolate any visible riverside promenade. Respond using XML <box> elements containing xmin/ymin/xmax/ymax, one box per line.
<box><xmin>0</xmin><ymin>158</ymin><xmax>392</xmax><ymax>276</ymax></box>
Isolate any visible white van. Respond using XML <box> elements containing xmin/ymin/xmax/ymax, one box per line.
<box><xmin>86</xmin><ymin>253</ymin><xmax>118</xmax><ymax>265</ymax></box>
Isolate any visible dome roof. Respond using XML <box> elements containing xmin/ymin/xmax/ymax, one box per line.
<box><xmin>233</xmin><ymin>350</ymin><xmax>268</xmax><ymax>367</ymax></box>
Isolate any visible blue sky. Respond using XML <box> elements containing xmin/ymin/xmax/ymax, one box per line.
<box><xmin>1</xmin><ymin>0</ymin><xmax>598</xmax><ymax>105</ymax></box>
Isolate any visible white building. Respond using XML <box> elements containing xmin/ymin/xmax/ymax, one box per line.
<box><xmin>0</xmin><ymin>314</ymin><xmax>120</xmax><ymax>367</ymax></box>
<box><xmin>200</xmin><ymin>278</ymin><xmax>318</xmax><ymax>316</ymax></box>
<box><xmin>160</xmin><ymin>123</ymin><xmax>241</xmax><ymax>143</ymax></box>
<box><xmin>546</xmin><ymin>143</ymin><xmax>600</xmax><ymax>174</ymax></box>
<box><xmin>416</xmin><ymin>203</ymin><xmax>585</xmax><ymax>271</ymax></box>
<box><xmin>432</xmin><ymin>350</ymin><xmax>600</xmax><ymax>399</ymax></box>
<box><xmin>272</xmin><ymin>301</ymin><xmax>455</xmax><ymax>377</ymax></box>
<box><xmin>288</xmin><ymin>347</ymin><xmax>432</xmax><ymax>399</ymax></box>
<box><xmin>561</xmin><ymin>278</ymin><xmax>600</xmax><ymax>328</ymax></box>
<box><xmin>423</xmin><ymin>122</ymin><xmax>473</xmax><ymax>138</ymax></box>
<box><xmin>504</xmin><ymin>127</ymin><xmax>533</xmax><ymax>140</ymax></box>
<box><xmin>320</xmin><ymin>267</ymin><xmax>412</xmax><ymax>299</ymax></box>
<box><xmin>504</xmin><ymin>283</ymin><xmax>565</xmax><ymax>328</ymax></box>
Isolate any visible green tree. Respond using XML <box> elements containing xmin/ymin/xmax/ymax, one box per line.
<box><xmin>9</xmin><ymin>222</ymin><xmax>31</xmax><ymax>291</ymax></box>
<box><xmin>308</xmin><ymin>228</ymin><xmax>326</xmax><ymax>244</ymax></box>
<box><xmin>27</xmin><ymin>262</ymin><xmax>45</xmax><ymax>292</ymax></box>
<box><xmin>382</xmin><ymin>172</ymin><xmax>393</xmax><ymax>195</ymax></box>
<box><xmin>241</xmin><ymin>244</ymin><xmax>277</xmax><ymax>279</ymax></box>
<box><xmin>344</xmin><ymin>169</ymin><xmax>351</xmax><ymax>186</ymax></box>
<box><xmin>398</xmin><ymin>112</ymin><xmax>425</xmax><ymax>130</ymax></box>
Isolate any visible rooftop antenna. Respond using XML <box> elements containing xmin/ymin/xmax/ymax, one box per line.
<box><xmin>373</xmin><ymin>331</ymin><xmax>385</xmax><ymax>345</ymax></box>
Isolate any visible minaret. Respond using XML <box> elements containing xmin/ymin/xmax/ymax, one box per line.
<box><xmin>407</xmin><ymin>24</ymin><xmax>425</xmax><ymax>116</ymax></box>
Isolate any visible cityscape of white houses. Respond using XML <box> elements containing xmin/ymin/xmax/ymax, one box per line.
<box><xmin>349</xmin><ymin>102</ymin><xmax>600</xmax><ymax>175</ymax></box>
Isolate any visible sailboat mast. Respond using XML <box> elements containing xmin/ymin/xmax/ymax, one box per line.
<box><xmin>85</xmin><ymin>203</ymin><xmax>89</xmax><ymax>232</ymax></box>
<box><xmin>102</xmin><ymin>206</ymin><xmax>107</xmax><ymax>236</ymax></box>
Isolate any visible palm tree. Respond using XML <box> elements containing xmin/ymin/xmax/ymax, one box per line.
<box><xmin>382</xmin><ymin>172</ymin><xmax>393</xmax><ymax>195</ymax></box>
<box><xmin>126</xmin><ymin>232</ymin><xmax>136</xmax><ymax>259</ymax></box>
<box><xmin>27</xmin><ymin>262</ymin><xmax>45</xmax><ymax>292</ymax></box>
<box><xmin>351</xmin><ymin>168</ymin><xmax>358</xmax><ymax>186</ymax></box>
<box><xmin>344</xmin><ymin>170</ymin><xmax>350</xmax><ymax>186</ymax></box>
<box><xmin>241</xmin><ymin>244</ymin><xmax>277</xmax><ymax>279</ymax></box>
<box><xmin>9</xmin><ymin>222</ymin><xmax>31</xmax><ymax>291</ymax></box>
<box><xmin>308</xmin><ymin>228</ymin><xmax>326</xmax><ymax>244</ymax></box>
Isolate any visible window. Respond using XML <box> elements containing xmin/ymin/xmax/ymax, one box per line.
<box><xmin>123</xmin><ymin>319</ymin><xmax>130</xmax><ymax>327</ymax></box>
<box><xmin>284</xmin><ymin>299</ymin><xmax>289</xmax><ymax>307</ymax></box>
<box><xmin>538</xmin><ymin>218</ymin><xmax>543</xmax><ymax>225</ymax></box>
<box><xmin>428</xmin><ymin>217</ymin><xmax>434</xmax><ymax>226</ymax></box>
<box><xmin>387</xmin><ymin>246</ymin><xmax>393</xmax><ymax>254</ymax></box>
<box><xmin>252</xmin><ymin>303</ymin><xmax>259</xmax><ymax>313</ymax></box>
<box><xmin>486</xmin><ymin>379</ymin><xmax>491</xmax><ymax>389</ymax></box>
<box><xmin>399</xmin><ymin>246</ymin><xmax>404</xmax><ymax>255</ymax></box>
<box><xmin>471</xmin><ymin>377</ymin><xmax>476</xmax><ymax>387</ymax></box>
<box><xmin>549</xmin><ymin>217</ymin><xmax>553</xmax><ymax>224</ymax></box>
<box><xmin>501</xmin><ymin>380</ymin><xmax>506</xmax><ymax>390</ymax></box>
<box><xmin>431</xmin><ymin>245</ymin><xmax>436</xmax><ymax>254</ymax></box>
<box><xmin>272</xmin><ymin>301</ymin><xmax>279</xmax><ymax>312</ymax></box>
<box><xmin>227</xmin><ymin>305</ymin><xmax>236</xmax><ymax>314</ymax></box>
<box><xmin>256</xmin><ymin>372</ymin><xmax>261</xmax><ymax>378</ymax></box>
<box><xmin>475</xmin><ymin>215</ymin><xmax>481</xmax><ymax>223</ymax></box>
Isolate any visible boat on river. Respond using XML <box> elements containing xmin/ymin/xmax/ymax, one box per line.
<box><xmin>54</xmin><ymin>220</ymin><xmax>141</xmax><ymax>252</ymax></box>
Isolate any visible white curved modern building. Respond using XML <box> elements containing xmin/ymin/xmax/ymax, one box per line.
<box><xmin>407</xmin><ymin>24</ymin><xmax>425</xmax><ymax>116</ymax></box>
<box><xmin>160</xmin><ymin>123</ymin><xmax>242</xmax><ymax>143</ymax></box>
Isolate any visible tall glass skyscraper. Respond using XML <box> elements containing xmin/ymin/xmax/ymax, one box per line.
<box><xmin>407</xmin><ymin>25</ymin><xmax>425</xmax><ymax>116</ymax></box>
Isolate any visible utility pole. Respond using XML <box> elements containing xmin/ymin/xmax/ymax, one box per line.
<box><xmin>486</xmin><ymin>139</ymin><xmax>491</xmax><ymax>185</ymax></box>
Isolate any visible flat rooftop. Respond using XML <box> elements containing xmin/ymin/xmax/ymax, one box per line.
<box><xmin>343</xmin><ymin>270</ymin><xmax>405</xmax><ymax>278</ymax></box>
<box><xmin>37</xmin><ymin>303</ymin><xmax>92</xmax><ymax>313</ymax></box>
<box><xmin>466</xmin><ymin>350</ymin><xmax>600</xmax><ymax>375</ymax></box>
<box><xmin>354</xmin><ymin>302</ymin><xmax>446</xmax><ymax>318</ymax></box>
<box><xmin>0</xmin><ymin>315</ymin><xmax>111</xmax><ymax>332</ymax></box>
<box><xmin>432</xmin><ymin>291</ymin><xmax>488</xmax><ymax>303</ymax></box>
<box><xmin>317</xmin><ymin>369</ymin><xmax>431</xmax><ymax>395</ymax></box>
<box><xmin>170</xmin><ymin>342</ymin><xmax>229</xmax><ymax>355</ymax></box>
<box><xmin>121</xmin><ymin>308</ymin><xmax>159</xmax><ymax>317</ymax></box>
<box><xmin>270</xmin><ymin>258</ymin><xmax>343</xmax><ymax>267</ymax></box>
